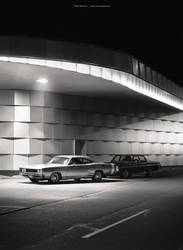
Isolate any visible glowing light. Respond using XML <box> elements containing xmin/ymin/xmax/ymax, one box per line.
<box><xmin>62</xmin><ymin>62</ymin><xmax>76</xmax><ymax>71</ymax></box>
<box><xmin>36</xmin><ymin>78</ymin><xmax>48</xmax><ymax>84</ymax></box>
<box><xmin>77</xmin><ymin>64</ymin><xmax>90</xmax><ymax>74</ymax></box>
<box><xmin>27</xmin><ymin>58</ymin><xmax>46</xmax><ymax>66</ymax></box>
<box><xmin>45</xmin><ymin>60</ymin><xmax>62</xmax><ymax>68</ymax></box>
<box><xmin>0</xmin><ymin>55</ymin><xmax>183</xmax><ymax>110</ymax></box>
<box><xmin>90</xmin><ymin>65</ymin><xmax>102</xmax><ymax>77</ymax></box>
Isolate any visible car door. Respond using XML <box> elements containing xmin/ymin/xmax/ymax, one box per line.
<box><xmin>138</xmin><ymin>155</ymin><xmax>148</xmax><ymax>172</ymax></box>
<box><xmin>132</xmin><ymin>155</ymin><xmax>142</xmax><ymax>173</ymax></box>
<box><xmin>66</xmin><ymin>157</ymin><xmax>88</xmax><ymax>178</ymax></box>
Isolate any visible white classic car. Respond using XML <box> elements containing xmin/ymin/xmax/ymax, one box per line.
<box><xmin>19</xmin><ymin>155</ymin><xmax>117</xmax><ymax>184</ymax></box>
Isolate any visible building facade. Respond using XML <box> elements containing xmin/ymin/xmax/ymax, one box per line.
<box><xmin>0</xmin><ymin>36</ymin><xmax>183</xmax><ymax>170</ymax></box>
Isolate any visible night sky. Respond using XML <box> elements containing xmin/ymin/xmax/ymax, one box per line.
<box><xmin>1</xmin><ymin>1</ymin><xmax>183</xmax><ymax>86</ymax></box>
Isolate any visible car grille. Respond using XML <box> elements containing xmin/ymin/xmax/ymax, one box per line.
<box><xmin>26</xmin><ymin>169</ymin><xmax>38</xmax><ymax>173</ymax></box>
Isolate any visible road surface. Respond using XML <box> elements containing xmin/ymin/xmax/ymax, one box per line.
<box><xmin>0</xmin><ymin>169</ymin><xmax>183</xmax><ymax>250</ymax></box>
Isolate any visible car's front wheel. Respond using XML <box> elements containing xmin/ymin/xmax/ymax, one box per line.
<box><xmin>29</xmin><ymin>178</ymin><xmax>39</xmax><ymax>183</ymax></box>
<box><xmin>92</xmin><ymin>171</ymin><xmax>103</xmax><ymax>182</ymax></box>
<box><xmin>49</xmin><ymin>173</ymin><xmax>61</xmax><ymax>184</ymax></box>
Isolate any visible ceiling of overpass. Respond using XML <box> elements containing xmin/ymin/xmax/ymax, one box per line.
<box><xmin>0</xmin><ymin>61</ymin><xmax>176</xmax><ymax>111</ymax></box>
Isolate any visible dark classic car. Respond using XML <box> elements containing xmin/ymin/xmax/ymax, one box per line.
<box><xmin>19</xmin><ymin>155</ymin><xmax>117</xmax><ymax>183</ymax></box>
<box><xmin>110</xmin><ymin>154</ymin><xmax>161</xmax><ymax>178</ymax></box>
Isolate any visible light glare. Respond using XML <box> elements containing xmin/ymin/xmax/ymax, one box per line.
<box><xmin>36</xmin><ymin>78</ymin><xmax>48</xmax><ymax>84</ymax></box>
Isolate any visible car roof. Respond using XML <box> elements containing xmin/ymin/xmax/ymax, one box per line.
<box><xmin>52</xmin><ymin>155</ymin><xmax>91</xmax><ymax>159</ymax></box>
<box><xmin>114</xmin><ymin>154</ymin><xmax>147</xmax><ymax>156</ymax></box>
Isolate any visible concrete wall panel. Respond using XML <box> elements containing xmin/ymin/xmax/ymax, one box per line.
<box><xmin>28</xmin><ymin>155</ymin><xmax>51</xmax><ymax>165</ymax></box>
<box><xmin>14</xmin><ymin>139</ymin><xmax>29</xmax><ymax>154</ymax></box>
<box><xmin>13</xmin><ymin>155</ymin><xmax>28</xmax><ymax>170</ymax></box>
<box><xmin>15</xmin><ymin>91</ymin><xmax>30</xmax><ymax>106</ymax></box>
<box><xmin>43</xmin><ymin>108</ymin><xmax>54</xmax><ymax>123</ymax></box>
<box><xmin>0</xmin><ymin>90</ymin><xmax>14</xmax><ymax>105</ymax></box>
<box><xmin>120</xmin><ymin>142</ymin><xmax>132</xmax><ymax>154</ymax></box>
<box><xmin>30</xmin><ymin>107</ymin><xmax>43</xmax><ymax>122</ymax></box>
<box><xmin>30</xmin><ymin>91</ymin><xmax>45</xmax><ymax>107</ymax></box>
<box><xmin>0</xmin><ymin>122</ymin><xmax>14</xmax><ymax>137</ymax></box>
<box><xmin>60</xmin><ymin>140</ymin><xmax>74</xmax><ymax>154</ymax></box>
<box><xmin>15</xmin><ymin>106</ymin><xmax>30</xmax><ymax>122</ymax></box>
<box><xmin>30</xmin><ymin>139</ymin><xmax>42</xmax><ymax>154</ymax></box>
<box><xmin>0</xmin><ymin>106</ymin><xmax>14</xmax><ymax>121</ymax></box>
<box><xmin>0</xmin><ymin>155</ymin><xmax>14</xmax><ymax>170</ymax></box>
<box><xmin>14</xmin><ymin>122</ymin><xmax>29</xmax><ymax>138</ymax></box>
<box><xmin>0</xmin><ymin>139</ymin><xmax>13</xmax><ymax>154</ymax></box>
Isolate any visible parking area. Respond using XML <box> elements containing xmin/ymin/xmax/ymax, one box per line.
<box><xmin>1</xmin><ymin>169</ymin><xmax>183</xmax><ymax>250</ymax></box>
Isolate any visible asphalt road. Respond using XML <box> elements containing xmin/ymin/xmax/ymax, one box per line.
<box><xmin>1</xmin><ymin>169</ymin><xmax>183</xmax><ymax>250</ymax></box>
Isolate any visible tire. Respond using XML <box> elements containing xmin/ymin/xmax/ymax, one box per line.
<box><xmin>29</xmin><ymin>178</ymin><xmax>39</xmax><ymax>183</ymax></box>
<box><xmin>92</xmin><ymin>171</ymin><xmax>103</xmax><ymax>182</ymax></box>
<box><xmin>49</xmin><ymin>173</ymin><xmax>60</xmax><ymax>184</ymax></box>
<box><xmin>145</xmin><ymin>169</ymin><xmax>153</xmax><ymax>178</ymax></box>
<box><xmin>120</xmin><ymin>169</ymin><xmax>130</xmax><ymax>179</ymax></box>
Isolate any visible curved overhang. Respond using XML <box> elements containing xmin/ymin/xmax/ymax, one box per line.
<box><xmin>0</xmin><ymin>36</ymin><xmax>183</xmax><ymax>111</ymax></box>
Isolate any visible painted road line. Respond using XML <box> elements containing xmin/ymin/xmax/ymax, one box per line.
<box><xmin>82</xmin><ymin>209</ymin><xmax>150</xmax><ymax>239</ymax></box>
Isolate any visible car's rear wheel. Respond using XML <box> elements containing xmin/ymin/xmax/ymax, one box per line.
<box><xmin>92</xmin><ymin>171</ymin><xmax>103</xmax><ymax>182</ymax></box>
<box><xmin>120</xmin><ymin>169</ymin><xmax>130</xmax><ymax>179</ymax></box>
<box><xmin>29</xmin><ymin>178</ymin><xmax>39</xmax><ymax>183</ymax></box>
<box><xmin>145</xmin><ymin>169</ymin><xmax>153</xmax><ymax>178</ymax></box>
<box><xmin>49</xmin><ymin>173</ymin><xmax>60</xmax><ymax>184</ymax></box>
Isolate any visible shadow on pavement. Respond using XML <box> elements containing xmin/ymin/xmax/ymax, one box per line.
<box><xmin>20</xmin><ymin>178</ymin><xmax>125</xmax><ymax>185</ymax></box>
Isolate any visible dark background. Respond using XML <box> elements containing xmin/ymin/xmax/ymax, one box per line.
<box><xmin>1</xmin><ymin>1</ymin><xmax>183</xmax><ymax>86</ymax></box>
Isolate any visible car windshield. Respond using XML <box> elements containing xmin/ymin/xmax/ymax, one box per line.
<box><xmin>49</xmin><ymin>157</ymin><xmax>70</xmax><ymax>165</ymax></box>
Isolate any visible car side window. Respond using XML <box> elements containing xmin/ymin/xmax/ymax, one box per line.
<box><xmin>139</xmin><ymin>156</ymin><xmax>147</xmax><ymax>162</ymax></box>
<box><xmin>69</xmin><ymin>158</ymin><xmax>82</xmax><ymax>165</ymax></box>
<box><xmin>133</xmin><ymin>156</ymin><xmax>139</xmax><ymax>163</ymax></box>
<box><xmin>82</xmin><ymin>158</ymin><xmax>93</xmax><ymax>164</ymax></box>
<box><xmin>122</xmin><ymin>155</ymin><xmax>132</xmax><ymax>162</ymax></box>
<box><xmin>112</xmin><ymin>155</ymin><xmax>121</xmax><ymax>163</ymax></box>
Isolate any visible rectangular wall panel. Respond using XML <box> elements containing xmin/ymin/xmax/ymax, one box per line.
<box><xmin>0</xmin><ymin>155</ymin><xmax>14</xmax><ymax>170</ymax></box>
<box><xmin>0</xmin><ymin>122</ymin><xmax>14</xmax><ymax>137</ymax></box>
<box><xmin>43</xmin><ymin>108</ymin><xmax>54</xmax><ymax>123</ymax></box>
<box><xmin>60</xmin><ymin>140</ymin><xmax>74</xmax><ymax>154</ymax></box>
<box><xmin>30</xmin><ymin>139</ymin><xmax>42</xmax><ymax>154</ymax></box>
<box><xmin>14</xmin><ymin>122</ymin><xmax>29</xmax><ymax>138</ymax></box>
<box><xmin>30</xmin><ymin>91</ymin><xmax>45</xmax><ymax>107</ymax></box>
<box><xmin>0</xmin><ymin>139</ymin><xmax>13</xmax><ymax>154</ymax></box>
<box><xmin>13</xmin><ymin>155</ymin><xmax>28</xmax><ymax>170</ymax></box>
<box><xmin>14</xmin><ymin>139</ymin><xmax>30</xmax><ymax>154</ymax></box>
<box><xmin>0</xmin><ymin>90</ymin><xmax>14</xmax><ymax>105</ymax></box>
<box><xmin>14</xmin><ymin>91</ymin><xmax>30</xmax><ymax>106</ymax></box>
<box><xmin>30</xmin><ymin>107</ymin><xmax>43</xmax><ymax>122</ymax></box>
<box><xmin>15</xmin><ymin>106</ymin><xmax>30</xmax><ymax>122</ymax></box>
<box><xmin>0</xmin><ymin>106</ymin><xmax>14</xmax><ymax>121</ymax></box>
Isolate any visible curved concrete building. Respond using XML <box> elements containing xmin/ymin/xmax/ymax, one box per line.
<box><xmin>0</xmin><ymin>36</ymin><xmax>183</xmax><ymax>171</ymax></box>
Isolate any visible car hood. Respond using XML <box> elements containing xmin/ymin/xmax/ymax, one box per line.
<box><xmin>21</xmin><ymin>163</ymin><xmax>65</xmax><ymax>170</ymax></box>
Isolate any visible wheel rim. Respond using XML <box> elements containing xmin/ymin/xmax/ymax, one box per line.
<box><xmin>94</xmin><ymin>172</ymin><xmax>102</xmax><ymax>181</ymax></box>
<box><xmin>51</xmin><ymin>173</ymin><xmax>59</xmax><ymax>183</ymax></box>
